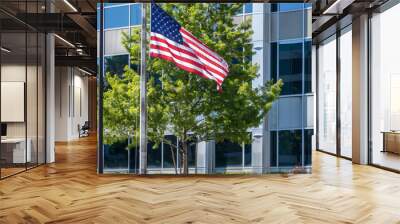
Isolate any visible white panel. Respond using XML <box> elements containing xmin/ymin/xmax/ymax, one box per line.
<box><xmin>278</xmin><ymin>97</ymin><xmax>302</xmax><ymax>129</ymax></box>
<box><xmin>251</xmin><ymin>14</ymin><xmax>264</xmax><ymax>42</ymax></box>
<box><xmin>304</xmin><ymin>95</ymin><xmax>314</xmax><ymax>128</ymax></box>
<box><xmin>105</xmin><ymin>28</ymin><xmax>129</xmax><ymax>55</ymax></box>
<box><xmin>268</xmin><ymin>102</ymin><xmax>278</xmax><ymax>130</ymax></box>
<box><xmin>252</xmin><ymin>41</ymin><xmax>264</xmax><ymax>88</ymax></box>
<box><xmin>253</xmin><ymin>3</ymin><xmax>264</xmax><ymax>13</ymax></box>
<box><xmin>279</xmin><ymin>11</ymin><xmax>304</xmax><ymax>40</ymax></box>
<box><xmin>1</xmin><ymin>82</ymin><xmax>25</xmax><ymax>122</ymax></box>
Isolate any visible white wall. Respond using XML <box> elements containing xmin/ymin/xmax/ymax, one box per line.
<box><xmin>55</xmin><ymin>67</ymin><xmax>89</xmax><ymax>141</ymax></box>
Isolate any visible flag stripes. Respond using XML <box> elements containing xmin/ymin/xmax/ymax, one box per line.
<box><xmin>150</xmin><ymin>3</ymin><xmax>229</xmax><ymax>90</ymax></box>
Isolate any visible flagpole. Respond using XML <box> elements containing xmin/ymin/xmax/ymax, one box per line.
<box><xmin>139</xmin><ymin>2</ymin><xmax>147</xmax><ymax>175</ymax></box>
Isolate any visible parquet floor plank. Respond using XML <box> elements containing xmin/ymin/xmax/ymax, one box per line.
<box><xmin>1</xmin><ymin>135</ymin><xmax>400</xmax><ymax>223</ymax></box>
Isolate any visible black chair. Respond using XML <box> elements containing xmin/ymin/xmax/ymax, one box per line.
<box><xmin>79</xmin><ymin>121</ymin><xmax>90</xmax><ymax>138</ymax></box>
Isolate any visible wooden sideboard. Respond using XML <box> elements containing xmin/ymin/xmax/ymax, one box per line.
<box><xmin>382</xmin><ymin>131</ymin><xmax>400</xmax><ymax>154</ymax></box>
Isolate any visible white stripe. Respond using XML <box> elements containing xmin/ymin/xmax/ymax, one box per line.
<box><xmin>151</xmin><ymin>32</ymin><xmax>227</xmax><ymax>82</ymax></box>
<box><xmin>180</xmin><ymin>30</ymin><xmax>223</xmax><ymax>61</ymax></box>
<box><xmin>180</xmin><ymin>31</ymin><xmax>229</xmax><ymax>71</ymax></box>
<box><xmin>151</xmin><ymin>40</ymin><xmax>226</xmax><ymax>80</ymax></box>
<box><xmin>152</xmin><ymin>32</ymin><xmax>228</xmax><ymax>74</ymax></box>
<box><xmin>150</xmin><ymin>49</ymin><xmax>217</xmax><ymax>81</ymax></box>
<box><xmin>181</xmin><ymin>36</ymin><xmax>228</xmax><ymax>73</ymax></box>
<box><xmin>151</xmin><ymin>32</ymin><xmax>194</xmax><ymax>53</ymax></box>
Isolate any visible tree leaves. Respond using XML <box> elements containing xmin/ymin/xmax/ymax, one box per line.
<box><xmin>103</xmin><ymin>3</ymin><xmax>283</xmax><ymax>151</ymax></box>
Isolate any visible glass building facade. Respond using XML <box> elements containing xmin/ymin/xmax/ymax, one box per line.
<box><xmin>98</xmin><ymin>3</ymin><xmax>313</xmax><ymax>174</ymax></box>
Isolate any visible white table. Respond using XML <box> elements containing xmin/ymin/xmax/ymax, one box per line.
<box><xmin>1</xmin><ymin>138</ymin><xmax>32</xmax><ymax>163</ymax></box>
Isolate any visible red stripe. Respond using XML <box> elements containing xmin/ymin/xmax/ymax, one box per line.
<box><xmin>150</xmin><ymin>43</ymin><xmax>226</xmax><ymax>80</ymax></box>
<box><xmin>180</xmin><ymin>28</ymin><xmax>229</xmax><ymax>72</ymax></box>
<box><xmin>150</xmin><ymin>32</ymin><xmax>227</xmax><ymax>89</ymax></box>
<box><xmin>151</xmin><ymin>50</ymin><xmax>222</xmax><ymax>86</ymax></box>
<box><xmin>150</xmin><ymin>36</ymin><xmax>196</xmax><ymax>58</ymax></box>
<box><xmin>180</xmin><ymin>28</ymin><xmax>221</xmax><ymax>60</ymax></box>
<box><xmin>152</xmin><ymin>34</ymin><xmax>228</xmax><ymax>76</ymax></box>
<box><xmin>181</xmin><ymin>37</ymin><xmax>228</xmax><ymax>74</ymax></box>
<box><xmin>150</xmin><ymin>52</ymin><xmax>219</xmax><ymax>82</ymax></box>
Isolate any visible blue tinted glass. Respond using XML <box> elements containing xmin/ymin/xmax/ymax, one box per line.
<box><xmin>176</xmin><ymin>139</ymin><xmax>197</xmax><ymax>169</ymax></box>
<box><xmin>271</xmin><ymin>42</ymin><xmax>277</xmax><ymax>82</ymax></box>
<box><xmin>130</xmin><ymin>4</ymin><xmax>141</xmax><ymax>26</ymax></box>
<box><xmin>97</xmin><ymin>10</ymin><xmax>100</xmax><ymax>30</ymax></box>
<box><xmin>104</xmin><ymin>139</ymin><xmax>128</xmax><ymax>171</ymax></box>
<box><xmin>304</xmin><ymin>40</ymin><xmax>312</xmax><ymax>93</ymax></box>
<box><xmin>270</xmin><ymin>131</ymin><xmax>277</xmax><ymax>167</ymax></box>
<box><xmin>105</xmin><ymin>6</ymin><xmax>129</xmax><ymax>29</ymax></box>
<box><xmin>244</xmin><ymin>3</ymin><xmax>253</xmax><ymax>13</ymax></box>
<box><xmin>271</xmin><ymin>3</ymin><xmax>278</xmax><ymax>12</ymax></box>
<box><xmin>279</xmin><ymin>42</ymin><xmax>303</xmax><ymax>95</ymax></box>
<box><xmin>163</xmin><ymin>135</ymin><xmax>177</xmax><ymax>168</ymax></box>
<box><xmin>244</xmin><ymin>142</ymin><xmax>251</xmax><ymax>166</ymax></box>
<box><xmin>304</xmin><ymin>129</ymin><xmax>313</xmax><ymax>166</ymax></box>
<box><xmin>129</xmin><ymin>146</ymin><xmax>139</xmax><ymax>173</ymax></box>
<box><xmin>104</xmin><ymin>3</ymin><xmax>127</xmax><ymax>7</ymax></box>
<box><xmin>105</xmin><ymin>54</ymin><xmax>129</xmax><ymax>76</ymax></box>
<box><xmin>279</xmin><ymin>3</ymin><xmax>304</xmax><ymax>12</ymax></box>
<box><xmin>278</xmin><ymin>130</ymin><xmax>302</xmax><ymax>166</ymax></box>
<box><xmin>188</xmin><ymin>141</ymin><xmax>196</xmax><ymax>168</ymax></box>
<box><xmin>148</xmin><ymin>142</ymin><xmax>161</xmax><ymax>168</ymax></box>
<box><xmin>215</xmin><ymin>140</ymin><xmax>243</xmax><ymax>168</ymax></box>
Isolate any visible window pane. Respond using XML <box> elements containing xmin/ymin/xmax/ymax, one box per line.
<box><xmin>105</xmin><ymin>6</ymin><xmax>129</xmax><ymax>29</ymax></box>
<box><xmin>148</xmin><ymin>142</ymin><xmax>161</xmax><ymax>168</ymax></box>
<box><xmin>304</xmin><ymin>129</ymin><xmax>313</xmax><ymax>166</ymax></box>
<box><xmin>244</xmin><ymin>3</ymin><xmax>253</xmax><ymax>13</ymax></box>
<box><xmin>104</xmin><ymin>3</ymin><xmax>127</xmax><ymax>7</ymax></box>
<box><xmin>340</xmin><ymin>28</ymin><xmax>352</xmax><ymax>158</ymax></box>
<box><xmin>371</xmin><ymin>5</ymin><xmax>400</xmax><ymax>171</ymax></box>
<box><xmin>317</xmin><ymin>36</ymin><xmax>337</xmax><ymax>154</ymax></box>
<box><xmin>271</xmin><ymin>42</ymin><xmax>277</xmax><ymax>81</ymax></box>
<box><xmin>304</xmin><ymin>40</ymin><xmax>312</xmax><ymax>93</ymax></box>
<box><xmin>270</xmin><ymin>131</ymin><xmax>277</xmax><ymax>167</ymax></box>
<box><xmin>215</xmin><ymin>140</ymin><xmax>243</xmax><ymax>168</ymax></box>
<box><xmin>278</xmin><ymin>130</ymin><xmax>302</xmax><ymax>166</ymax></box>
<box><xmin>105</xmin><ymin>54</ymin><xmax>129</xmax><ymax>76</ymax></box>
<box><xmin>129</xmin><ymin>145</ymin><xmax>139</xmax><ymax>173</ymax></box>
<box><xmin>279</xmin><ymin>3</ymin><xmax>304</xmax><ymax>12</ymax></box>
<box><xmin>279</xmin><ymin>42</ymin><xmax>303</xmax><ymax>95</ymax></box>
<box><xmin>104</xmin><ymin>138</ymin><xmax>128</xmax><ymax>171</ymax></box>
<box><xmin>188</xmin><ymin>141</ymin><xmax>196</xmax><ymax>168</ymax></box>
<box><xmin>271</xmin><ymin>3</ymin><xmax>278</xmax><ymax>12</ymax></box>
<box><xmin>130</xmin><ymin>4</ymin><xmax>141</xmax><ymax>26</ymax></box>
<box><xmin>244</xmin><ymin>142</ymin><xmax>251</xmax><ymax>166</ymax></box>
<box><xmin>163</xmin><ymin>135</ymin><xmax>177</xmax><ymax>168</ymax></box>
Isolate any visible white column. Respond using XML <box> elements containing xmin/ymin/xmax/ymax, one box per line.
<box><xmin>352</xmin><ymin>14</ymin><xmax>369</xmax><ymax>164</ymax></box>
<box><xmin>46</xmin><ymin>33</ymin><xmax>55</xmax><ymax>163</ymax></box>
<box><xmin>196</xmin><ymin>141</ymin><xmax>207</xmax><ymax>174</ymax></box>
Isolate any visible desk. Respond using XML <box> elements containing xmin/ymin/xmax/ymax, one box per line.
<box><xmin>382</xmin><ymin>131</ymin><xmax>400</xmax><ymax>155</ymax></box>
<box><xmin>1</xmin><ymin>138</ymin><xmax>31</xmax><ymax>163</ymax></box>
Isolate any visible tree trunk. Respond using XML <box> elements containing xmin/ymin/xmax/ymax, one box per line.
<box><xmin>182</xmin><ymin>141</ymin><xmax>189</xmax><ymax>175</ymax></box>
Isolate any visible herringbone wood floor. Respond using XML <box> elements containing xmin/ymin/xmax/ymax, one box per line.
<box><xmin>1</xmin><ymin>135</ymin><xmax>400</xmax><ymax>224</ymax></box>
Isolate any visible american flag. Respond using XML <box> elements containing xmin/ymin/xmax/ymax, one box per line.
<box><xmin>150</xmin><ymin>3</ymin><xmax>229</xmax><ymax>91</ymax></box>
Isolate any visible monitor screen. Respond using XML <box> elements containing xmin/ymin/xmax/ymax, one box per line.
<box><xmin>1</xmin><ymin>123</ymin><xmax>7</xmax><ymax>137</ymax></box>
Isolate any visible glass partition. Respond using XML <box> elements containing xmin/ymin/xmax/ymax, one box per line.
<box><xmin>0</xmin><ymin>31</ymin><xmax>27</xmax><ymax>177</ymax></box>
<box><xmin>317</xmin><ymin>35</ymin><xmax>337</xmax><ymax>155</ymax></box>
<box><xmin>0</xmin><ymin>1</ymin><xmax>46</xmax><ymax>179</ymax></box>
<box><xmin>339</xmin><ymin>26</ymin><xmax>352</xmax><ymax>158</ymax></box>
<box><xmin>371</xmin><ymin>5</ymin><xmax>400</xmax><ymax>171</ymax></box>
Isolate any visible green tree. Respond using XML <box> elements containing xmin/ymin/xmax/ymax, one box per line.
<box><xmin>103</xmin><ymin>3</ymin><xmax>283</xmax><ymax>175</ymax></box>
